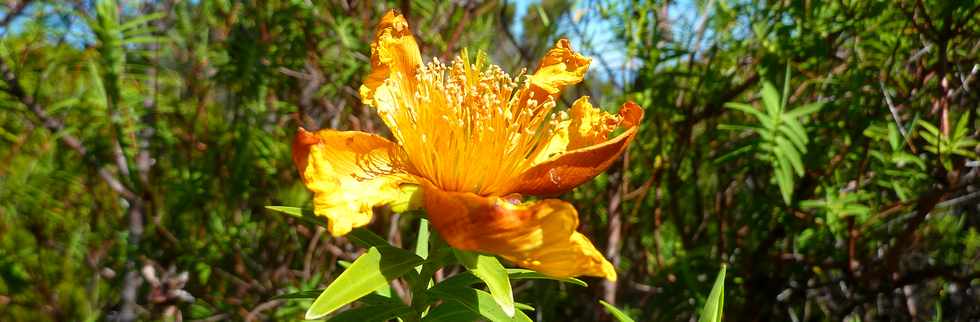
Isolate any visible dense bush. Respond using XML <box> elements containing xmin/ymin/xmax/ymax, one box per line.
<box><xmin>0</xmin><ymin>1</ymin><xmax>977</xmax><ymax>321</ymax></box>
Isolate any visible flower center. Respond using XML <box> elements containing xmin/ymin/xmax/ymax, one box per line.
<box><xmin>378</xmin><ymin>50</ymin><xmax>562</xmax><ymax>195</ymax></box>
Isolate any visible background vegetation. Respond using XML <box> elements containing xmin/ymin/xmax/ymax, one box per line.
<box><xmin>1</xmin><ymin>0</ymin><xmax>978</xmax><ymax>321</ymax></box>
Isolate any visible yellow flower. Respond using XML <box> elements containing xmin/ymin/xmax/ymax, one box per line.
<box><xmin>292</xmin><ymin>10</ymin><xmax>643</xmax><ymax>281</ymax></box>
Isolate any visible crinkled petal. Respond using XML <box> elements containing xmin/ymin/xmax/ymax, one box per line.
<box><xmin>511</xmin><ymin>101</ymin><xmax>644</xmax><ymax>196</ymax></box>
<box><xmin>422</xmin><ymin>183</ymin><xmax>616</xmax><ymax>280</ymax></box>
<box><xmin>292</xmin><ymin>127</ymin><xmax>416</xmax><ymax>236</ymax></box>
<box><xmin>528</xmin><ymin>39</ymin><xmax>591</xmax><ymax>99</ymax></box>
<box><xmin>359</xmin><ymin>10</ymin><xmax>422</xmax><ymax>107</ymax></box>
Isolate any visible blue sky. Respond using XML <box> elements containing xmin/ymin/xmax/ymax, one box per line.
<box><xmin>508</xmin><ymin>0</ymin><xmax>704</xmax><ymax>89</ymax></box>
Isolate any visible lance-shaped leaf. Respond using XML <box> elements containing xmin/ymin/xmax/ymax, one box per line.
<box><xmin>599</xmin><ymin>300</ymin><xmax>635</xmax><ymax>322</ymax></box>
<box><xmin>698</xmin><ymin>265</ymin><xmax>727</xmax><ymax>322</ymax></box>
<box><xmin>427</xmin><ymin>286</ymin><xmax>532</xmax><ymax>322</ymax></box>
<box><xmin>454</xmin><ymin>250</ymin><xmax>515</xmax><ymax>317</ymax></box>
<box><xmin>305</xmin><ymin>246</ymin><xmax>424</xmax><ymax>319</ymax></box>
<box><xmin>324</xmin><ymin>299</ymin><xmax>414</xmax><ymax>322</ymax></box>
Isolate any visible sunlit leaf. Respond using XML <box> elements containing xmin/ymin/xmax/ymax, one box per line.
<box><xmin>698</xmin><ymin>265</ymin><xmax>727</xmax><ymax>322</ymax></box>
<box><xmin>761</xmin><ymin>81</ymin><xmax>782</xmax><ymax>116</ymax></box>
<box><xmin>599</xmin><ymin>300</ymin><xmax>635</xmax><ymax>322</ymax></box>
<box><xmin>783</xmin><ymin>102</ymin><xmax>824</xmax><ymax>119</ymax></box>
<box><xmin>427</xmin><ymin>286</ymin><xmax>532</xmax><ymax>322</ymax></box>
<box><xmin>455</xmin><ymin>251</ymin><xmax>515</xmax><ymax>317</ymax></box>
<box><xmin>306</xmin><ymin>246</ymin><xmax>424</xmax><ymax>319</ymax></box>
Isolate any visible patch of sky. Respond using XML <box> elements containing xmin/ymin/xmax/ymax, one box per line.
<box><xmin>508</xmin><ymin>0</ymin><xmax>706</xmax><ymax>99</ymax></box>
<box><xmin>1</xmin><ymin>2</ymin><xmax>94</xmax><ymax>48</ymax></box>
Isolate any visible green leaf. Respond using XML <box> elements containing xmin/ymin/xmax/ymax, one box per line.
<box><xmin>325</xmin><ymin>301</ymin><xmax>414</xmax><ymax>322</ymax></box>
<box><xmin>781</xmin><ymin>64</ymin><xmax>791</xmax><ymax>111</ymax></box>
<box><xmin>918</xmin><ymin>121</ymin><xmax>940</xmax><ymax>136</ymax></box>
<box><xmin>427</xmin><ymin>286</ymin><xmax>531</xmax><ymax>322</ymax></box>
<box><xmin>953</xmin><ymin>111</ymin><xmax>971</xmax><ymax>139</ymax></box>
<box><xmin>415</xmin><ymin>218</ymin><xmax>431</xmax><ymax>261</ymax></box>
<box><xmin>783</xmin><ymin>102</ymin><xmax>824</xmax><ymax>119</ymax></box>
<box><xmin>347</xmin><ymin>229</ymin><xmax>392</xmax><ymax>249</ymax></box>
<box><xmin>714</xmin><ymin>143</ymin><xmax>757</xmax><ymax>164</ymax></box>
<box><xmin>775</xmin><ymin>136</ymin><xmax>805</xmax><ymax>176</ymax></box>
<box><xmin>778</xmin><ymin>122</ymin><xmax>808</xmax><ymax>153</ymax></box>
<box><xmin>423</xmin><ymin>302</ymin><xmax>482</xmax><ymax>322</ymax></box>
<box><xmin>433</xmin><ymin>268</ymin><xmax>587</xmax><ymax>291</ymax></box>
<box><xmin>724</xmin><ymin>102</ymin><xmax>766</xmax><ymax>121</ymax></box>
<box><xmin>599</xmin><ymin>300</ymin><xmax>635</xmax><ymax>322</ymax></box>
<box><xmin>761</xmin><ymin>81</ymin><xmax>782</xmax><ymax>116</ymax></box>
<box><xmin>717</xmin><ymin>124</ymin><xmax>763</xmax><ymax>133</ymax></box>
<box><xmin>454</xmin><ymin>251</ymin><xmax>515</xmax><ymax>317</ymax></box>
<box><xmin>781</xmin><ymin>116</ymin><xmax>809</xmax><ymax>144</ymax></box>
<box><xmin>124</xmin><ymin>35</ymin><xmax>166</xmax><ymax>45</ymax></box>
<box><xmin>773</xmin><ymin>160</ymin><xmax>794</xmax><ymax>205</ymax></box>
<box><xmin>698</xmin><ymin>265</ymin><xmax>727</xmax><ymax>322</ymax></box>
<box><xmin>504</xmin><ymin>269</ymin><xmax>588</xmax><ymax>287</ymax></box>
<box><xmin>265</xmin><ymin>206</ymin><xmax>325</xmax><ymax>228</ymax></box>
<box><xmin>265</xmin><ymin>206</ymin><xmax>304</xmax><ymax>217</ymax></box>
<box><xmin>305</xmin><ymin>246</ymin><xmax>424</xmax><ymax>320</ymax></box>
<box><xmin>118</xmin><ymin>12</ymin><xmax>165</xmax><ymax>31</ymax></box>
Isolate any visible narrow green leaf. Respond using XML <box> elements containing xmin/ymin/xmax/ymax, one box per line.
<box><xmin>761</xmin><ymin>81</ymin><xmax>782</xmax><ymax>116</ymax></box>
<box><xmin>778</xmin><ymin>123</ymin><xmax>807</xmax><ymax>153</ymax></box>
<box><xmin>423</xmin><ymin>302</ymin><xmax>482</xmax><ymax>322</ymax></box>
<box><xmin>416</xmin><ymin>218</ymin><xmax>430</xmax><ymax>261</ymax></box>
<box><xmin>773</xmin><ymin>160</ymin><xmax>794</xmax><ymax>205</ymax></box>
<box><xmin>427</xmin><ymin>286</ymin><xmax>531</xmax><ymax>322</ymax></box>
<box><xmin>265</xmin><ymin>206</ymin><xmax>304</xmax><ymax>218</ymax></box>
<box><xmin>775</xmin><ymin>137</ymin><xmax>805</xmax><ymax>176</ymax></box>
<box><xmin>781</xmin><ymin>64</ymin><xmax>791</xmax><ymax>111</ymax></box>
<box><xmin>918</xmin><ymin>121</ymin><xmax>940</xmax><ymax>136</ymax></box>
<box><xmin>433</xmin><ymin>268</ymin><xmax>587</xmax><ymax>291</ymax></box>
<box><xmin>504</xmin><ymin>269</ymin><xmax>588</xmax><ymax>287</ymax></box>
<box><xmin>455</xmin><ymin>251</ymin><xmax>515</xmax><ymax>317</ymax></box>
<box><xmin>953</xmin><ymin>112</ymin><xmax>971</xmax><ymax>139</ymax></box>
<box><xmin>124</xmin><ymin>35</ymin><xmax>166</xmax><ymax>45</ymax></box>
<box><xmin>781</xmin><ymin>116</ymin><xmax>809</xmax><ymax>144</ymax></box>
<box><xmin>118</xmin><ymin>12</ymin><xmax>165</xmax><ymax>31</ymax></box>
<box><xmin>783</xmin><ymin>102</ymin><xmax>824</xmax><ymax>119</ymax></box>
<box><xmin>306</xmin><ymin>246</ymin><xmax>424</xmax><ymax>320</ymax></box>
<box><xmin>325</xmin><ymin>302</ymin><xmax>414</xmax><ymax>322</ymax></box>
<box><xmin>714</xmin><ymin>144</ymin><xmax>757</xmax><ymax>165</ymax></box>
<box><xmin>919</xmin><ymin>131</ymin><xmax>939</xmax><ymax>146</ymax></box>
<box><xmin>599</xmin><ymin>300</ymin><xmax>635</xmax><ymax>322</ymax></box>
<box><xmin>726</xmin><ymin>102</ymin><xmax>775</xmax><ymax>130</ymax></box>
<box><xmin>698</xmin><ymin>265</ymin><xmax>727</xmax><ymax>322</ymax></box>
<box><xmin>535</xmin><ymin>4</ymin><xmax>551</xmax><ymax>27</ymax></box>
<box><xmin>723</xmin><ymin>102</ymin><xmax>765</xmax><ymax>120</ymax></box>
<box><xmin>717</xmin><ymin>124</ymin><xmax>763</xmax><ymax>132</ymax></box>
<box><xmin>347</xmin><ymin>228</ymin><xmax>392</xmax><ymax>249</ymax></box>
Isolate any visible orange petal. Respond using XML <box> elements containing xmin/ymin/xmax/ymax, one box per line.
<box><xmin>511</xmin><ymin>101</ymin><xmax>644</xmax><ymax>196</ymax></box>
<box><xmin>506</xmin><ymin>39</ymin><xmax>591</xmax><ymax>124</ymax></box>
<box><xmin>293</xmin><ymin>128</ymin><xmax>415</xmax><ymax>236</ymax></box>
<box><xmin>358</xmin><ymin>10</ymin><xmax>422</xmax><ymax>107</ymax></box>
<box><xmin>422</xmin><ymin>184</ymin><xmax>616</xmax><ymax>280</ymax></box>
<box><xmin>528</xmin><ymin>39</ymin><xmax>591</xmax><ymax>99</ymax></box>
